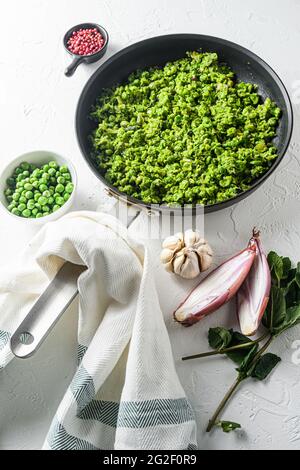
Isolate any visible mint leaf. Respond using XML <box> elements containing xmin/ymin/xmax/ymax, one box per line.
<box><xmin>272</xmin><ymin>304</ymin><xmax>300</xmax><ymax>337</ymax></box>
<box><xmin>208</xmin><ymin>327</ymin><xmax>232</xmax><ymax>350</ymax></box>
<box><xmin>251</xmin><ymin>353</ymin><xmax>281</xmax><ymax>380</ymax></box>
<box><xmin>263</xmin><ymin>285</ymin><xmax>286</xmax><ymax>331</ymax></box>
<box><xmin>226</xmin><ymin>332</ymin><xmax>254</xmax><ymax>366</ymax></box>
<box><xmin>218</xmin><ymin>421</ymin><xmax>241</xmax><ymax>433</ymax></box>
<box><xmin>267</xmin><ymin>251</ymin><xmax>283</xmax><ymax>283</ymax></box>
<box><xmin>237</xmin><ymin>344</ymin><xmax>259</xmax><ymax>376</ymax></box>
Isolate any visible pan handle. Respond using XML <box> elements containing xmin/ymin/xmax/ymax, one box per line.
<box><xmin>65</xmin><ymin>57</ymin><xmax>84</xmax><ymax>77</ymax></box>
<box><xmin>10</xmin><ymin>263</ymin><xmax>85</xmax><ymax>358</ymax></box>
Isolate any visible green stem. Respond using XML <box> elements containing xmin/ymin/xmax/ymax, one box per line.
<box><xmin>182</xmin><ymin>332</ymin><xmax>269</xmax><ymax>361</ymax></box>
<box><xmin>206</xmin><ymin>335</ymin><xmax>274</xmax><ymax>432</ymax></box>
<box><xmin>206</xmin><ymin>376</ymin><xmax>243</xmax><ymax>432</ymax></box>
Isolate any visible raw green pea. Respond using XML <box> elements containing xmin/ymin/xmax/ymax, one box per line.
<box><xmin>20</xmin><ymin>162</ymin><xmax>30</xmax><ymax>171</ymax></box>
<box><xmin>32</xmin><ymin>208</ymin><xmax>38</xmax><ymax>216</ymax></box>
<box><xmin>48</xmin><ymin>196</ymin><xmax>54</xmax><ymax>205</ymax></box>
<box><xmin>39</xmin><ymin>184</ymin><xmax>48</xmax><ymax>192</ymax></box>
<box><xmin>18</xmin><ymin>203</ymin><xmax>26</xmax><ymax>212</ymax></box>
<box><xmin>63</xmin><ymin>193</ymin><xmax>70</xmax><ymax>202</ymax></box>
<box><xmin>6</xmin><ymin>195</ymin><xmax>13</xmax><ymax>203</ymax></box>
<box><xmin>30</xmin><ymin>164</ymin><xmax>36</xmax><ymax>172</ymax></box>
<box><xmin>39</xmin><ymin>178</ymin><xmax>48</xmax><ymax>186</ymax></box>
<box><xmin>27</xmin><ymin>200</ymin><xmax>35</xmax><ymax>210</ymax></box>
<box><xmin>50</xmin><ymin>177</ymin><xmax>56</xmax><ymax>184</ymax></box>
<box><xmin>25</xmin><ymin>191</ymin><xmax>33</xmax><ymax>199</ymax></box>
<box><xmin>14</xmin><ymin>167</ymin><xmax>23</xmax><ymax>176</ymax></box>
<box><xmin>35</xmin><ymin>203</ymin><xmax>42</xmax><ymax>210</ymax></box>
<box><xmin>4</xmin><ymin>188</ymin><xmax>13</xmax><ymax>196</ymax></box>
<box><xmin>49</xmin><ymin>161</ymin><xmax>58</xmax><ymax>169</ymax></box>
<box><xmin>42</xmin><ymin>190</ymin><xmax>51</xmax><ymax>198</ymax></box>
<box><xmin>12</xmin><ymin>193</ymin><xmax>20</xmax><ymax>201</ymax></box>
<box><xmin>22</xmin><ymin>170</ymin><xmax>30</xmax><ymax>177</ymax></box>
<box><xmin>48</xmin><ymin>168</ymin><xmax>56</xmax><ymax>176</ymax></box>
<box><xmin>36</xmin><ymin>213</ymin><xmax>44</xmax><ymax>218</ymax></box>
<box><xmin>52</xmin><ymin>205</ymin><xmax>60</xmax><ymax>211</ymax></box>
<box><xmin>64</xmin><ymin>173</ymin><xmax>71</xmax><ymax>181</ymax></box>
<box><xmin>43</xmin><ymin>212</ymin><xmax>50</xmax><ymax>216</ymax></box>
<box><xmin>42</xmin><ymin>172</ymin><xmax>50</xmax><ymax>181</ymax></box>
<box><xmin>42</xmin><ymin>205</ymin><xmax>50</xmax><ymax>213</ymax></box>
<box><xmin>32</xmin><ymin>180</ymin><xmax>39</xmax><ymax>189</ymax></box>
<box><xmin>8</xmin><ymin>202</ymin><xmax>16</xmax><ymax>210</ymax></box>
<box><xmin>43</xmin><ymin>164</ymin><xmax>50</xmax><ymax>172</ymax></box>
<box><xmin>11</xmin><ymin>208</ymin><xmax>21</xmax><ymax>216</ymax></box>
<box><xmin>55</xmin><ymin>196</ymin><xmax>64</xmax><ymax>205</ymax></box>
<box><xmin>34</xmin><ymin>192</ymin><xmax>41</xmax><ymax>201</ymax></box>
<box><xmin>38</xmin><ymin>196</ymin><xmax>47</xmax><ymax>206</ymax></box>
<box><xmin>57</xmin><ymin>176</ymin><xmax>65</xmax><ymax>185</ymax></box>
<box><xmin>59</xmin><ymin>165</ymin><xmax>68</xmax><ymax>174</ymax></box>
<box><xmin>56</xmin><ymin>184</ymin><xmax>64</xmax><ymax>194</ymax></box>
<box><xmin>24</xmin><ymin>178</ymin><xmax>30</xmax><ymax>183</ymax></box>
<box><xmin>65</xmin><ymin>183</ymin><xmax>74</xmax><ymax>194</ymax></box>
<box><xmin>6</xmin><ymin>177</ymin><xmax>15</xmax><ymax>188</ymax></box>
<box><xmin>32</xmin><ymin>169</ymin><xmax>40</xmax><ymax>177</ymax></box>
<box><xmin>19</xmin><ymin>196</ymin><xmax>27</xmax><ymax>204</ymax></box>
<box><xmin>24</xmin><ymin>183</ymin><xmax>33</xmax><ymax>191</ymax></box>
<box><xmin>22</xmin><ymin>209</ymin><xmax>31</xmax><ymax>218</ymax></box>
<box><xmin>49</xmin><ymin>187</ymin><xmax>55</xmax><ymax>195</ymax></box>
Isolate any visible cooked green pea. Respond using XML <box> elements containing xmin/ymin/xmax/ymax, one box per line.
<box><xmin>22</xmin><ymin>209</ymin><xmax>31</xmax><ymax>217</ymax></box>
<box><xmin>20</xmin><ymin>162</ymin><xmax>30</xmax><ymax>170</ymax></box>
<box><xmin>11</xmin><ymin>208</ymin><xmax>21</xmax><ymax>216</ymax></box>
<box><xmin>24</xmin><ymin>183</ymin><xmax>33</xmax><ymax>191</ymax></box>
<box><xmin>18</xmin><ymin>203</ymin><xmax>26</xmax><ymax>212</ymax></box>
<box><xmin>38</xmin><ymin>196</ymin><xmax>47</xmax><ymax>206</ymax></box>
<box><xmin>32</xmin><ymin>208</ymin><xmax>38</xmax><ymax>216</ymax></box>
<box><xmin>65</xmin><ymin>183</ymin><xmax>74</xmax><ymax>194</ymax></box>
<box><xmin>57</xmin><ymin>176</ymin><xmax>65</xmax><ymax>185</ymax></box>
<box><xmin>43</xmin><ymin>164</ymin><xmax>50</xmax><ymax>172</ymax></box>
<box><xmin>48</xmin><ymin>167</ymin><xmax>56</xmax><ymax>176</ymax></box>
<box><xmin>8</xmin><ymin>202</ymin><xmax>16</xmax><ymax>210</ymax></box>
<box><xmin>42</xmin><ymin>190</ymin><xmax>51</xmax><ymax>198</ymax></box>
<box><xmin>6</xmin><ymin>177</ymin><xmax>15</xmax><ymax>188</ymax></box>
<box><xmin>42</xmin><ymin>205</ymin><xmax>50</xmax><ymax>213</ymax></box>
<box><xmin>12</xmin><ymin>193</ymin><xmax>20</xmax><ymax>201</ymax></box>
<box><xmin>55</xmin><ymin>196</ymin><xmax>64</xmax><ymax>205</ymax></box>
<box><xmin>36</xmin><ymin>212</ymin><xmax>44</xmax><ymax>218</ymax></box>
<box><xmin>64</xmin><ymin>173</ymin><xmax>71</xmax><ymax>181</ymax></box>
<box><xmin>59</xmin><ymin>165</ymin><xmax>68</xmax><ymax>174</ymax></box>
<box><xmin>34</xmin><ymin>192</ymin><xmax>41</xmax><ymax>201</ymax></box>
<box><xmin>56</xmin><ymin>184</ymin><xmax>64</xmax><ymax>193</ymax></box>
<box><xmin>19</xmin><ymin>196</ymin><xmax>27</xmax><ymax>204</ymax></box>
<box><xmin>49</xmin><ymin>161</ymin><xmax>58</xmax><ymax>169</ymax></box>
<box><xmin>5</xmin><ymin>188</ymin><xmax>13</xmax><ymax>196</ymax></box>
<box><xmin>35</xmin><ymin>203</ymin><xmax>42</xmax><ymax>210</ymax></box>
<box><xmin>25</xmin><ymin>191</ymin><xmax>33</xmax><ymax>199</ymax></box>
<box><xmin>53</xmin><ymin>205</ymin><xmax>60</xmax><ymax>211</ymax></box>
<box><xmin>27</xmin><ymin>200</ymin><xmax>35</xmax><ymax>210</ymax></box>
<box><xmin>39</xmin><ymin>184</ymin><xmax>48</xmax><ymax>192</ymax></box>
<box><xmin>63</xmin><ymin>193</ymin><xmax>70</xmax><ymax>202</ymax></box>
<box><xmin>14</xmin><ymin>167</ymin><xmax>23</xmax><ymax>175</ymax></box>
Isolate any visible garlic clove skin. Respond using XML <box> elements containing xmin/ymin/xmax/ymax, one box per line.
<box><xmin>174</xmin><ymin>251</ymin><xmax>200</xmax><ymax>279</ymax></box>
<box><xmin>184</xmin><ymin>229</ymin><xmax>200</xmax><ymax>248</ymax></box>
<box><xmin>160</xmin><ymin>229</ymin><xmax>213</xmax><ymax>280</ymax></box>
<box><xmin>160</xmin><ymin>248</ymin><xmax>174</xmax><ymax>264</ymax></box>
<box><xmin>162</xmin><ymin>233</ymin><xmax>184</xmax><ymax>251</ymax></box>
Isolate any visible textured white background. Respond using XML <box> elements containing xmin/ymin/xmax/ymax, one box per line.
<box><xmin>1</xmin><ymin>0</ymin><xmax>300</xmax><ymax>450</ymax></box>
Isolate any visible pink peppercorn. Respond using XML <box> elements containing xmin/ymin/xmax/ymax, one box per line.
<box><xmin>67</xmin><ymin>28</ymin><xmax>105</xmax><ymax>56</ymax></box>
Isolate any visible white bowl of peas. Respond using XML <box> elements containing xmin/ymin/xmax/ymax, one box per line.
<box><xmin>0</xmin><ymin>150</ymin><xmax>77</xmax><ymax>223</ymax></box>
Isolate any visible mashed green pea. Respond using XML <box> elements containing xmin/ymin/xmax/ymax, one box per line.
<box><xmin>90</xmin><ymin>52</ymin><xmax>281</xmax><ymax>205</ymax></box>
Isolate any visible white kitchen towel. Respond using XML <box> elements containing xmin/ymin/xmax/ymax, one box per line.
<box><xmin>0</xmin><ymin>211</ymin><xmax>197</xmax><ymax>450</ymax></box>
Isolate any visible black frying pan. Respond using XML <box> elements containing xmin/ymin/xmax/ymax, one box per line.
<box><xmin>75</xmin><ymin>34</ymin><xmax>293</xmax><ymax>214</ymax></box>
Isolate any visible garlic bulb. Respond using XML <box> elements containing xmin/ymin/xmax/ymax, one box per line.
<box><xmin>160</xmin><ymin>230</ymin><xmax>213</xmax><ymax>279</ymax></box>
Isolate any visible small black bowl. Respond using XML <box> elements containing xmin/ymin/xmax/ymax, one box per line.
<box><xmin>63</xmin><ymin>22</ymin><xmax>109</xmax><ymax>77</ymax></box>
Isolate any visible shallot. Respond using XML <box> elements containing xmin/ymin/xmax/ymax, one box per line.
<box><xmin>237</xmin><ymin>230</ymin><xmax>271</xmax><ymax>336</ymax></box>
<box><xmin>174</xmin><ymin>233</ymin><xmax>257</xmax><ymax>326</ymax></box>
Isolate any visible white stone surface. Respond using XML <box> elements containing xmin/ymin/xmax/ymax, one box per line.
<box><xmin>0</xmin><ymin>0</ymin><xmax>300</xmax><ymax>450</ymax></box>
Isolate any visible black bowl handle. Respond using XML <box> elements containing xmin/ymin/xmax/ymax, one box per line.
<box><xmin>65</xmin><ymin>57</ymin><xmax>84</xmax><ymax>77</ymax></box>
